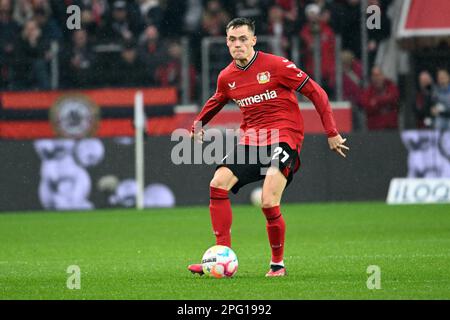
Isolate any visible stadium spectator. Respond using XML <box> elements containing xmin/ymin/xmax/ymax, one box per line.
<box><xmin>263</xmin><ymin>5</ymin><xmax>290</xmax><ymax>56</ymax></box>
<box><xmin>137</xmin><ymin>24</ymin><xmax>167</xmax><ymax>85</ymax></box>
<box><xmin>300</xmin><ymin>3</ymin><xmax>336</xmax><ymax>95</ymax></box>
<box><xmin>98</xmin><ymin>0</ymin><xmax>143</xmax><ymax>44</ymax></box>
<box><xmin>11</xmin><ymin>18</ymin><xmax>51</xmax><ymax>90</ymax></box>
<box><xmin>309</xmin><ymin>0</ymin><xmax>342</xmax><ymax>33</ymax></box>
<box><xmin>62</xmin><ymin>29</ymin><xmax>96</xmax><ymax>88</ymax></box>
<box><xmin>155</xmin><ymin>40</ymin><xmax>197</xmax><ymax>101</ymax></box>
<box><xmin>198</xmin><ymin>0</ymin><xmax>231</xmax><ymax>72</ymax></box>
<box><xmin>413</xmin><ymin>71</ymin><xmax>435</xmax><ymax>129</ymax></box>
<box><xmin>33</xmin><ymin>7</ymin><xmax>62</xmax><ymax>43</ymax></box>
<box><xmin>0</xmin><ymin>0</ymin><xmax>19</xmax><ymax>89</ymax></box>
<box><xmin>76</xmin><ymin>0</ymin><xmax>109</xmax><ymax>40</ymax></box>
<box><xmin>342</xmin><ymin>50</ymin><xmax>362</xmax><ymax>104</ymax></box>
<box><xmin>359</xmin><ymin>66</ymin><xmax>400</xmax><ymax>130</ymax></box>
<box><xmin>179</xmin><ymin>0</ymin><xmax>203</xmax><ymax>69</ymax></box>
<box><xmin>234</xmin><ymin>0</ymin><xmax>270</xmax><ymax>33</ymax></box>
<box><xmin>12</xmin><ymin>0</ymin><xmax>34</xmax><ymax>26</ymax></box>
<box><xmin>341</xmin><ymin>50</ymin><xmax>364</xmax><ymax>131</ymax></box>
<box><xmin>201</xmin><ymin>0</ymin><xmax>230</xmax><ymax>37</ymax></box>
<box><xmin>138</xmin><ymin>0</ymin><xmax>163</xmax><ymax>30</ymax></box>
<box><xmin>366</xmin><ymin>0</ymin><xmax>391</xmax><ymax>68</ymax></box>
<box><xmin>273</xmin><ymin>0</ymin><xmax>297</xmax><ymax>35</ymax></box>
<box><xmin>106</xmin><ymin>40</ymin><xmax>148</xmax><ymax>87</ymax></box>
<box><xmin>431</xmin><ymin>69</ymin><xmax>450</xmax><ymax>130</ymax></box>
<box><xmin>183</xmin><ymin>0</ymin><xmax>203</xmax><ymax>34</ymax></box>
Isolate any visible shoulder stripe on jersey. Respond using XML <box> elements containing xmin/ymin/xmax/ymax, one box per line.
<box><xmin>235</xmin><ymin>51</ymin><xmax>259</xmax><ymax>71</ymax></box>
<box><xmin>296</xmin><ymin>76</ymin><xmax>310</xmax><ymax>92</ymax></box>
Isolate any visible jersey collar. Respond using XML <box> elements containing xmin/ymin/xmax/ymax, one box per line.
<box><xmin>234</xmin><ymin>51</ymin><xmax>259</xmax><ymax>71</ymax></box>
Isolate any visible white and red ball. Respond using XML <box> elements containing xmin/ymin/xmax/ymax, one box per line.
<box><xmin>201</xmin><ymin>245</ymin><xmax>238</xmax><ymax>278</ymax></box>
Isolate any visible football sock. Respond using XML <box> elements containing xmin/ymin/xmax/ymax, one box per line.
<box><xmin>209</xmin><ymin>186</ymin><xmax>232</xmax><ymax>247</ymax></box>
<box><xmin>270</xmin><ymin>260</ymin><xmax>284</xmax><ymax>267</ymax></box>
<box><xmin>262</xmin><ymin>206</ymin><xmax>285</xmax><ymax>264</ymax></box>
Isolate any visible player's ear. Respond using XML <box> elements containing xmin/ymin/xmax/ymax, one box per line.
<box><xmin>252</xmin><ymin>35</ymin><xmax>257</xmax><ymax>46</ymax></box>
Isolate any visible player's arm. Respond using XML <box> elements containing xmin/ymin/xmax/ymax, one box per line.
<box><xmin>190</xmin><ymin>74</ymin><xmax>229</xmax><ymax>143</ymax></box>
<box><xmin>277</xmin><ymin>58</ymin><xmax>349</xmax><ymax>158</ymax></box>
<box><xmin>300</xmin><ymin>79</ymin><xmax>349</xmax><ymax>157</ymax></box>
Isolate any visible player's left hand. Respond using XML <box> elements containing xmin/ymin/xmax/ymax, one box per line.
<box><xmin>328</xmin><ymin>134</ymin><xmax>349</xmax><ymax>158</ymax></box>
<box><xmin>190</xmin><ymin>128</ymin><xmax>205</xmax><ymax>144</ymax></box>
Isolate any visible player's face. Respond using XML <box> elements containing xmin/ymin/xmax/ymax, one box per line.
<box><xmin>226</xmin><ymin>26</ymin><xmax>256</xmax><ymax>62</ymax></box>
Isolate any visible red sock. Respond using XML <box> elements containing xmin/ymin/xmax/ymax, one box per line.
<box><xmin>209</xmin><ymin>186</ymin><xmax>232</xmax><ymax>247</ymax></box>
<box><xmin>262</xmin><ymin>206</ymin><xmax>285</xmax><ymax>264</ymax></box>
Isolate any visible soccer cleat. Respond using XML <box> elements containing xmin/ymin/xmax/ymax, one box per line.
<box><xmin>188</xmin><ymin>264</ymin><xmax>204</xmax><ymax>275</ymax></box>
<box><xmin>265</xmin><ymin>264</ymin><xmax>287</xmax><ymax>277</ymax></box>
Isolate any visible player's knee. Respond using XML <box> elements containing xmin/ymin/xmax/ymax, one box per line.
<box><xmin>261</xmin><ymin>194</ymin><xmax>280</xmax><ymax>208</ymax></box>
<box><xmin>210</xmin><ymin>176</ymin><xmax>233</xmax><ymax>191</ymax></box>
<box><xmin>210</xmin><ymin>167</ymin><xmax>236</xmax><ymax>190</ymax></box>
<box><xmin>209</xmin><ymin>178</ymin><xmax>229</xmax><ymax>190</ymax></box>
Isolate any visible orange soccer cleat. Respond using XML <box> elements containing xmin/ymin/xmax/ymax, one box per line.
<box><xmin>265</xmin><ymin>265</ymin><xmax>287</xmax><ymax>277</ymax></box>
<box><xmin>188</xmin><ymin>264</ymin><xmax>204</xmax><ymax>275</ymax></box>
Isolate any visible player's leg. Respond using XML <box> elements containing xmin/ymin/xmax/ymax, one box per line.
<box><xmin>188</xmin><ymin>166</ymin><xmax>238</xmax><ymax>275</ymax></box>
<box><xmin>209</xmin><ymin>166</ymin><xmax>239</xmax><ymax>247</ymax></box>
<box><xmin>189</xmin><ymin>144</ymin><xmax>268</xmax><ymax>275</ymax></box>
<box><xmin>208</xmin><ymin>144</ymin><xmax>262</xmax><ymax>248</ymax></box>
<box><xmin>260</xmin><ymin>142</ymin><xmax>300</xmax><ymax>277</ymax></box>
<box><xmin>261</xmin><ymin>167</ymin><xmax>288</xmax><ymax>277</ymax></box>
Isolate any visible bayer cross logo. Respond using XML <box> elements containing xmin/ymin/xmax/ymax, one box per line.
<box><xmin>50</xmin><ymin>94</ymin><xmax>99</xmax><ymax>139</ymax></box>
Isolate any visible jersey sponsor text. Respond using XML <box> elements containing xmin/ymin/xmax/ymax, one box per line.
<box><xmin>234</xmin><ymin>90</ymin><xmax>278</xmax><ymax>107</ymax></box>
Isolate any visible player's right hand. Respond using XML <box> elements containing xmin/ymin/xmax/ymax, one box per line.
<box><xmin>190</xmin><ymin>128</ymin><xmax>205</xmax><ymax>144</ymax></box>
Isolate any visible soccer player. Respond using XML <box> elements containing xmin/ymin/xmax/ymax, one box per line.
<box><xmin>188</xmin><ymin>18</ymin><xmax>349</xmax><ymax>277</ymax></box>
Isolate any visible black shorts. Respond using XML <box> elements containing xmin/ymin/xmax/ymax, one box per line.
<box><xmin>217</xmin><ymin>142</ymin><xmax>301</xmax><ymax>194</ymax></box>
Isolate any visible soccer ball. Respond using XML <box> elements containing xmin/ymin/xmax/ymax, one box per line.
<box><xmin>250</xmin><ymin>187</ymin><xmax>262</xmax><ymax>207</ymax></box>
<box><xmin>201</xmin><ymin>245</ymin><xmax>238</xmax><ymax>278</ymax></box>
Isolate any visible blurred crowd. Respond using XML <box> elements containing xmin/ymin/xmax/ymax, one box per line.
<box><xmin>0</xmin><ymin>0</ymin><xmax>449</xmax><ymax>130</ymax></box>
<box><xmin>414</xmin><ymin>69</ymin><xmax>450</xmax><ymax>130</ymax></box>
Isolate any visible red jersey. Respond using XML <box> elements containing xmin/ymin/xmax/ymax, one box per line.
<box><xmin>192</xmin><ymin>51</ymin><xmax>338</xmax><ymax>149</ymax></box>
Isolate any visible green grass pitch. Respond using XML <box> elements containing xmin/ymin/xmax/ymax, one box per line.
<box><xmin>0</xmin><ymin>202</ymin><xmax>449</xmax><ymax>300</ymax></box>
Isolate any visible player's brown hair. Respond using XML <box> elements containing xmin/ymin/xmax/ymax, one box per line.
<box><xmin>226</xmin><ymin>17</ymin><xmax>256</xmax><ymax>34</ymax></box>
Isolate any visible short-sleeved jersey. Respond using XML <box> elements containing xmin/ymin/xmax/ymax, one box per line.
<box><xmin>192</xmin><ymin>51</ymin><xmax>338</xmax><ymax>150</ymax></box>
